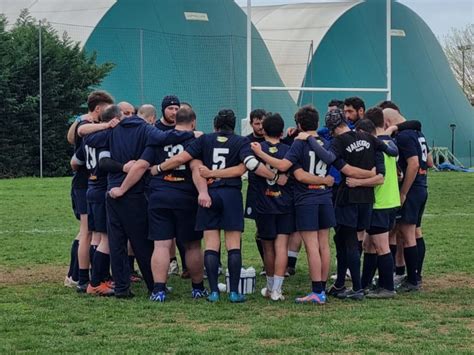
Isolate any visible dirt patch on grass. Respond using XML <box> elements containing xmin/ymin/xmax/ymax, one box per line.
<box><xmin>258</xmin><ymin>337</ymin><xmax>299</xmax><ymax>346</ymax></box>
<box><xmin>422</xmin><ymin>274</ymin><xmax>473</xmax><ymax>291</ymax></box>
<box><xmin>0</xmin><ymin>265</ymin><xmax>65</xmax><ymax>285</ymax></box>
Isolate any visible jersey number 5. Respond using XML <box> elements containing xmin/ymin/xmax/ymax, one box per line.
<box><xmin>212</xmin><ymin>148</ymin><xmax>229</xmax><ymax>170</ymax></box>
<box><xmin>418</xmin><ymin>137</ymin><xmax>428</xmax><ymax>162</ymax></box>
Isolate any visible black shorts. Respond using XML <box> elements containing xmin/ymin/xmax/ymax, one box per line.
<box><xmin>148</xmin><ymin>207</ymin><xmax>202</xmax><ymax>242</ymax></box>
<box><xmin>244</xmin><ymin>187</ymin><xmax>257</xmax><ymax>220</ymax></box>
<box><xmin>255</xmin><ymin>213</ymin><xmax>295</xmax><ymax>240</ymax></box>
<box><xmin>367</xmin><ymin>208</ymin><xmax>398</xmax><ymax>235</ymax></box>
<box><xmin>335</xmin><ymin>203</ymin><xmax>373</xmax><ymax>230</ymax></box>
<box><xmin>71</xmin><ymin>187</ymin><xmax>88</xmax><ymax>220</ymax></box>
<box><xmin>397</xmin><ymin>186</ymin><xmax>428</xmax><ymax>226</ymax></box>
<box><xmin>87</xmin><ymin>201</ymin><xmax>107</xmax><ymax>233</ymax></box>
<box><xmin>295</xmin><ymin>204</ymin><xmax>336</xmax><ymax>231</ymax></box>
<box><xmin>195</xmin><ymin>187</ymin><xmax>244</xmax><ymax>232</ymax></box>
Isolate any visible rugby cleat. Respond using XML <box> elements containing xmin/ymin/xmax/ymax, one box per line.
<box><xmin>336</xmin><ymin>289</ymin><xmax>365</xmax><ymax>300</ymax></box>
<box><xmin>286</xmin><ymin>267</ymin><xmax>296</xmax><ymax>276</ymax></box>
<box><xmin>207</xmin><ymin>291</ymin><xmax>220</xmax><ymax>303</ymax></box>
<box><xmin>76</xmin><ymin>283</ymin><xmax>88</xmax><ymax>294</ymax></box>
<box><xmin>260</xmin><ymin>287</ymin><xmax>271</xmax><ymax>298</ymax></box>
<box><xmin>366</xmin><ymin>288</ymin><xmax>396</xmax><ymax>299</ymax></box>
<box><xmin>87</xmin><ymin>283</ymin><xmax>115</xmax><ymax>296</ymax></box>
<box><xmin>115</xmin><ymin>290</ymin><xmax>135</xmax><ymax>299</ymax></box>
<box><xmin>327</xmin><ymin>284</ymin><xmax>346</xmax><ymax>297</ymax></box>
<box><xmin>295</xmin><ymin>292</ymin><xmax>326</xmax><ymax>304</ymax></box>
<box><xmin>64</xmin><ymin>276</ymin><xmax>78</xmax><ymax>288</ymax></box>
<box><xmin>149</xmin><ymin>291</ymin><xmax>166</xmax><ymax>302</ymax></box>
<box><xmin>168</xmin><ymin>260</ymin><xmax>180</xmax><ymax>275</ymax></box>
<box><xmin>396</xmin><ymin>280</ymin><xmax>420</xmax><ymax>293</ymax></box>
<box><xmin>191</xmin><ymin>288</ymin><xmax>209</xmax><ymax>299</ymax></box>
<box><xmin>228</xmin><ymin>292</ymin><xmax>246</xmax><ymax>303</ymax></box>
<box><xmin>270</xmin><ymin>289</ymin><xmax>285</xmax><ymax>301</ymax></box>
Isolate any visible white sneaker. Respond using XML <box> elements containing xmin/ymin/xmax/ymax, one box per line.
<box><xmin>394</xmin><ymin>274</ymin><xmax>406</xmax><ymax>287</ymax></box>
<box><xmin>261</xmin><ymin>287</ymin><xmax>271</xmax><ymax>298</ymax></box>
<box><xmin>270</xmin><ymin>289</ymin><xmax>285</xmax><ymax>301</ymax></box>
<box><xmin>168</xmin><ymin>260</ymin><xmax>180</xmax><ymax>275</ymax></box>
<box><xmin>64</xmin><ymin>276</ymin><xmax>78</xmax><ymax>288</ymax></box>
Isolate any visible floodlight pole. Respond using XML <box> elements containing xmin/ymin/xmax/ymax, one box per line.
<box><xmin>386</xmin><ymin>0</ymin><xmax>392</xmax><ymax>101</ymax></box>
<box><xmin>39</xmin><ymin>20</ymin><xmax>43</xmax><ymax>179</ymax></box>
<box><xmin>246</xmin><ymin>0</ymin><xmax>252</xmax><ymax>117</ymax></box>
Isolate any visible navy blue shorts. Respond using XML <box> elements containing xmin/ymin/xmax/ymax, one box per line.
<box><xmin>295</xmin><ymin>204</ymin><xmax>336</xmax><ymax>231</ymax></box>
<box><xmin>195</xmin><ymin>187</ymin><xmax>244</xmax><ymax>232</ymax></box>
<box><xmin>367</xmin><ymin>208</ymin><xmax>398</xmax><ymax>235</ymax></box>
<box><xmin>255</xmin><ymin>213</ymin><xmax>295</xmax><ymax>240</ymax></box>
<box><xmin>148</xmin><ymin>207</ymin><xmax>202</xmax><ymax>242</ymax></box>
<box><xmin>335</xmin><ymin>203</ymin><xmax>373</xmax><ymax>230</ymax></box>
<box><xmin>397</xmin><ymin>186</ymin><xmax>428</xmax><ymax>226</ymax></box>
<box><xmin>245</xmin><ymin>187</ymin><xmax>257</xmax><ymax>220</ymax></box>
<box><xmin>87</xmin><ymin>201</ymin><xmax>107</xmax><ymax>233</ymax></box>
<box><xmin>71</xmin><ymin>187</ymin><xmax>88</xmax><ymax>220</ymax></box>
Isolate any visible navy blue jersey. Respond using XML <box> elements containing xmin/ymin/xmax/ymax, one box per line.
<box><xmin>71</xmin><ymin>120</ymin><xmax>91</xmax><ymax>189</ymax></box>
<box><xmin>186</xmin><ymin>131</ymin><xmax>252</xmax><ymax>189</ymax></box>
<box><xmin>330</xmin><ymin>130</ymin><xmax>384</xmax><ymax>205</ymax></box>
<box><xmin>155</xmin><ymin>119</ymin><xmax>175</xmax><ymax>131</ymax></box>
<box><xmin>75</xmin><ymin>130</ymin><xmax>111</xmax><ymax>202</ymax></box>
<box><xmin>395</xmin><ymin>129</ymin><xmax>428</xmax><ymax>188</ymax></box>
<box><xmin>285</xmin><ymin>138</ymin><xmax>333</xmax><ymax>206</ymax></box>
<box><xmin>108</xmin><ymin>116</ymin><xmax>193</xmax><ymax>194</ymax></box>
<box><xmin>255</xmin><ymin>141</ymin><xmax>293</xmax><ymax>214</ymax></box>
<box><xmin>141</xmin><ymin>130</ymin><xmax>197</xmax><ymax>209</ymax></box>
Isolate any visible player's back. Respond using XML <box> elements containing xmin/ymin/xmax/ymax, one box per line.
<box><xmin>395</xmin><ymin>129</ymin><xmax>428</xmax><ymax>188</ymax></box>
<box><xmin>188</xmin><ymin>131</ymin><xmax>250</xmax><ymax>189</ymax></box>
<box><xmin>143</xmin><ymin>130</ymin><xmax>197</xmax><ymax>207</ymax></box>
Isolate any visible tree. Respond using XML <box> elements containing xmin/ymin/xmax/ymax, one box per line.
<box><xmin>442</xmin><ymin>24</ymin><xmax>473</xmax><ymax>103</ymax></box>
<box><xmin>0</xmin><ymin>10</ymin><xmax>114</xmax><ymax>178</ymax></box>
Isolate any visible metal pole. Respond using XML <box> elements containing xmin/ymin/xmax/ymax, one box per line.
<box><xmin>246</xmin><ymin>0</ymin><xmax>252</xmax><ymax>117</ymax></box>
<box><xmin>39</xmin><ymin>20</ymin><xmax>43</xmax><ymax>178</ymax></box>
<box><xmin>461</xmin><ymin>49</ymin><xmax>465</xmax><ymax>93</ymax></box>
<box><xmin>139</xmin><ymin>29</ymin><xmax>144</xmax><ymax>104</ymax></box>
<box><xmin>469</xmin><ymin>141</ymin><xmax>472</xmax><ymax>168</ymax></box>
<box><xmin>451</xmin><ymin>129</ymin><xmax>455</xmax><ymax>156</ymax></box>
<box><xmin>386</xmin><ymin>0</ymin><xmax>392</xmax><ymax>100</ymax></box>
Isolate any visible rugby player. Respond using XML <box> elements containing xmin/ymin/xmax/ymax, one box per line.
<box><xmin>245</xmin><ymin>109</ymin><xmax>267</xmax><ymax>274</ymax></box>
<box><xmin>102</xmin><ymin>105</ymin><xmax>196</xmax><ymax>298</ymax></box>
<box><xmin>350</xmin><ymin>112</ymin><xmax>400</xmax><ymax>298</ymax></box>
<box><xmin>383</xmin><ymin>108</ymin><xmax>429</xmax><ymax>292</ymax></box>
<box><xmin>109</xmin><ymin>108</ymin><xmax>209</xmax><ymax>302</ymax></box>
<box><xmin>66</xmin><ymin>91</ymin><xmax>114</xmax><ymax>290</ymax></box>
<box><xmin>252</xmin><ymin>106</ymin><xmax>376</xmax><ymax>303</ymax></box>
<box><xmin>141</xmin><ymin>109</ymin><xmax>279</xmax><ymax>303</ymax></box>
<box><xmin>71</xmin><ymin>105</ymin><xmax>124</xmax><ymax>295</ymax></box>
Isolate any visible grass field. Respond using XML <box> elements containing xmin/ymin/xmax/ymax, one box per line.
<box><xmin>0</xmin><ymin>173</ymin><xmax>473</xmax><ymax>353</ymax></box>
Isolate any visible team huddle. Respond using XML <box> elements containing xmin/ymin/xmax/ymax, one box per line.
<box><xmin>64</xmin><ymin>91</ymin><xmax>430</xmax><ymax>303</ymax></box>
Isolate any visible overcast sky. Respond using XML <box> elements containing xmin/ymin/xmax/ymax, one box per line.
<box><xmin>235</xmin><ymin>0</ymin><xmax>473</xmax><ymax>40</ymax></box>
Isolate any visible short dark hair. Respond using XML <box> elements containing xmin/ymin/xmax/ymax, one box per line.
<box><xmin>249</xmin><ymin>109</ymin><xmax>266</xmax><ymax>123</ymax></box>
<box><xmin>100</xmin><ymin>105</ymin><xmax>121</xmax><ymax>123</ymax></box>
<box><xmin>378</xmin><ymin>100</ymin><xmax>400</xmax><ymax>113</ymax></box>
<box><xmin>327</xmin><ymin>99</ymin><xmax>344</xmax><ymax>110</ymax></box>
<box><xmin>87</xmin><ymin>91</ymin><xmax>114</xmax><ymax>112</ymax></box>
<box><xmin>294</xmin><ymin>105</ymin><xmax>319</xmax><ymax>131</ymax></box>
<box><xmin>214</xmin><ymin>109</ymin><xmax>236</xmax><ymax>131</ymax></box>
<box><xmin>344</xmin><ymin>96</ymin><xmax>365</xmax><ymax>111</ymax></box>
<box><xmin>180</xmin><ymin>101</ymin><xmax>193</xmax><ymax>109</ymax></box>
<box><xmin>364</xmin><ymin>107</ymin><xmax>384</xmax><ymax>128</ymax></box>
<box><xmin>262</xmin><ymin>113</ymin><xmax>284</xmax><ymax>138</ymax></box>
<box><xmin>175</xmin><ymin>107</ymin><xmax>196</xmax><ymax>125</ymax></box>
<box><xmin>355</xmin><ymin>119</ymin><xmax>376</xmax><ymax>135</ymax></box>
